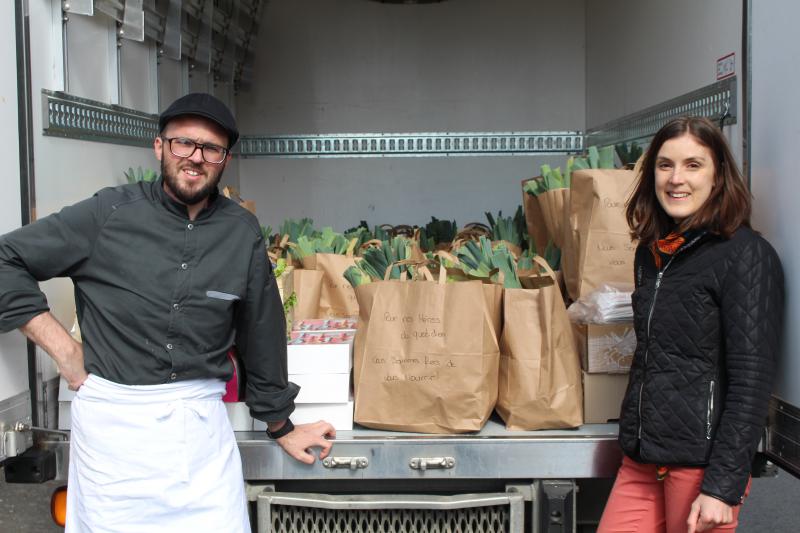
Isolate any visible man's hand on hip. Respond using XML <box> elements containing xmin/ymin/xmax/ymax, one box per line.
<box><xmin>276</xmin><ymin>420</ymin><xmax>336</xmax><ymax>464</ymax></box>
<box><xmin>20</xmin><ymin>312</ymin><xmax>88</xmax><ymax>390</ymax></box>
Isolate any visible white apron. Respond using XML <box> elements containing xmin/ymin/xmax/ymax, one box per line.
<box><xmin>66</xmin><ymin>374</ymin><xmax>251</xmax><ymax>533</ymax></box>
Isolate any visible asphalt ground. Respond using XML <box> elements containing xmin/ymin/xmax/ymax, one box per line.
<box><xmin>3</xmin><ymin>464</ymin><xmax>800</xmax><ymax>532</ymax></box>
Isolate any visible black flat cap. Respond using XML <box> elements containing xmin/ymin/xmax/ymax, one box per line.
<box><xmin>158</xmin><ymin>93</ymin><xmax>239</xmax><ymax>148</ymax></box>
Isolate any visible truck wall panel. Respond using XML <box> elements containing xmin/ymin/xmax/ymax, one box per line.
<box><xmin>26</xmin><ymin>2</ymin><xmax>155</xmax><ymax>338</ymax></box>
<box><xmin>0</xmin><ymin>0</ymin><xmax>28</xmax><ymax>400</ymax></box>
<box><xmin>236</xmin><ymin>0</ymin><xmax>585</xmax><ymax>229</ymax></box>
<box><xmin>585</xmin><ymin>0</ymin><xmax>743</xmax><ymax>162</ymax></box>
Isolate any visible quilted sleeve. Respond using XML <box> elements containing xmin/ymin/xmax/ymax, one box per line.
<box><xmin>701</xmin><ymin>234</ymin><xmax>784</xmax><ymax>505</ymax></box>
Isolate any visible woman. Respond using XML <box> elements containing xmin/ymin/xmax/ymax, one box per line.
<box><xmin>598</xmin><ymin>116</ymin><xmax>784</xmax><ymax>533</ymax></box>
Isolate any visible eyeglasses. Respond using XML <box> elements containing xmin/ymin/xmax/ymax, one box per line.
<box><xmin>162</xmin><ymin>137</ymin><xmax>229</xmax><ymax>164</ymax></box>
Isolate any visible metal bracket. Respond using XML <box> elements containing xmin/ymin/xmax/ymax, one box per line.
<box><xmin>531</xmin><ymin>480</ymin><xmax>576</xmax><ymax>533</ymax></box>
<box><xmin>238</xmin><ymin>131</ymin><xmax>583</xmax><ymax>158</ymax></box>
<box><xmin>0</xmin><ymin>390</ymin><xmax>34</xmax><ymax>462</ymax></box>
<box><xmin>586</xmin><ymin>77</ymin><xmax>737</xmax><ymax>147</ymax></box>
<box><xmin>766</xmin><ymin>397</ymin><xmax>800</xmax><ymax>478</ymax></box>
<box><xmin>63</xmin><ymin>0</ymin><xmax>94</xmax><ymax>16</ymax></box>
<box><xmin>120</xmin><ymin>0</ymin><xmax>145</xmax><ymax>42</ymax></box>
<box><xmin>322</xmin><ymin>456</ymin><xmax>369</xmax><ymax>470</ymax></box>
<box><xmin>409</xmin><ymin>456</ymin><xmax>455</xmax><ymax>471</ymax></box>
<box><xmin>42</xmin><ymin>89</ymin><xmax>158</xmax><ymax>147</ymax></box>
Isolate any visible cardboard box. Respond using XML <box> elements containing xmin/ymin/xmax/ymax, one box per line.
<box><xmin>254</xmin><ymin>400</ymin><xmax>355</xmax><ymax>431</ymax></box>
<box><xmin>287</xmin><ymin>331</ymin><xmax>354</xmax><ymax>374</ymax></box>
<box><xmin>290</xmin><ymin>373</ymin><xmax>351</xmax><ymax>403</ymax></box>
<box><xmin>573</xmin><ymin>322</ymin><xmax>635</xmax><ymax>373</ymax></box>
<box><xmin>293</xmin><ymin>318</ymin><xmax>357</xmax><ymax>333</ymax></box>
<box><xmin>582</xmin><ymin>371</ymin><xmax>629</xmax><ymax>423</ymax></box>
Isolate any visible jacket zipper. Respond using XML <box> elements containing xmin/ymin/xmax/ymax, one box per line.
<box><xmin>706</xmin><ymin>380</ymin><xmax>716</xmax><ymax>439</ymax></box>
<box><xmin>636</xmin><ymin>233</ymin><xmax>707</xmax><ymax>441</ymax></box>
<box><xmin>638</xmin><ymin>262</ymin><xmax>670</xmax><ymax>438</ymax></box>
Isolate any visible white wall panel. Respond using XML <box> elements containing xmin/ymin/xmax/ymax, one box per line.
<box><xmin>750</xmin><ymin>0</ymin><xmax>800</xmax><ymax>406</ymax></box>
<box><xmin>120</xmin><ymin>38</ymin><xmax>158</xmax><ymax>113</ymax></box>
<box><xmin>29</xmin><ymin>3</ymin><xmax>155</xmax><ymax>331</ymax></box>
<box><xmin>0</xmin><ymin>0</ymin><xmax>29</xmax><ymax>400</ymax></box>
<box><xmin>585</xmin><ymin>0</ymin><xmax>743</xmax><ymax>161</ymax></box>
<box><xmin>157</xmin><ymin>56</ymin><xmax>186</xmax><ymax>112</ymax></box>
<box><xmin>236</xmin><ymin>0</ymin><xmax>585</xmax><ymax>229</ymax></box>
<box><xmin>65</xmin><ymin>11</ymin><xmax>116</xmax><ymax>102</ymax></box>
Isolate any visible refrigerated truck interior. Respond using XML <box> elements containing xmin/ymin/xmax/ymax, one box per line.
<box><xmin>1</xmin><ymin>1</ymin><xmax>798</xmax><ymax>532</ymax></box>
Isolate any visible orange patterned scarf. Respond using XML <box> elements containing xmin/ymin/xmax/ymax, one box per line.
<box><xmin>650</xmin><ymin>232</ymin><xmax>685</xmax><ymax>269</ymax></box>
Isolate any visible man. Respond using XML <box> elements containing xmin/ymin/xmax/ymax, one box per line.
<box><xmin>0</xmin><ymin>93</ymin><xmax>335</xmax><ymax>531</ymax></box>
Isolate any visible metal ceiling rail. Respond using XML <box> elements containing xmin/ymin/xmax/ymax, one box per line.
<box><xmin>42</xmin><ymin>90</ymin><xmax>583</xmax><ymax>156</ymax></box>
<box><xmin>585</xmin><ymin>76</ymin><xmax>737</xmax><ymax>148</ymax></box>
<box><xmin>238</xmin><ymin>132</ymin><xmax>584</xmax><ymax>158</ymax></box>
<box><xmin>41</xmin><ymin>90</ymin><xmax>158</xmax><ymax>147</ymax></box>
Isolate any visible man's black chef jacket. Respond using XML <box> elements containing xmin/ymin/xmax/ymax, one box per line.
<box><xmin>0</xmin><ymin>178</ymin><xmax>298</xmax><ymax>423</ymax></box>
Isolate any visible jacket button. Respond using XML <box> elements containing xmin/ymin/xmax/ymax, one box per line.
<box><xmin>166</xmin><ymin>343</ymin><xmax>173</xmax><ymax>350</ymax></box>
<box><xmin>180</xmin><ymin>263</ymin><xmax>188</xmax><ymax>270</ymax></box>
<box><xmin>172</xmin><ymin>303</ymin><xmax>179</xmax><ymax>310</ymax></box>
<box><xmin>170</xmin><ymin>372</ymin><xmax>177</xmax><ymax>380</ymax></box>
<box><xmin>187</xmin><ymin>223</ymin><xmax>194</xmax><ymax>230</ymax></box>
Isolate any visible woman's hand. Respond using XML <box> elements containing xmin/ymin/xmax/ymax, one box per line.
<box><xmin>686</xmin><ymin>493</ymin><xmax>734</xmax><ymax>533</ymax></box>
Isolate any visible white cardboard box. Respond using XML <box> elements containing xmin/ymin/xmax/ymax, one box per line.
<box><xmin>290</xmin><ymin>373</ymin><xmax>351</xmax><ymax>403</ymax></box>
<box><xmin>287</xmin><ymin>331</ymin><xmax>354</xmax><ymax>374</ymax></box>
<box><xmin>572</xmin><ymin>322</ymin><xmax>635</xmax><ymax>374</ymax></box>
<box><xmin>255</xmin><ymin>400</ymin><xmax>354</xmax><ymax>431</ymax></box>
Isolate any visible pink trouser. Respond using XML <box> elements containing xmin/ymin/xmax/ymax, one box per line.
<box><xmin>598</xmin><ymin>456</ymin><xmax>750</xmax><ymax>533</ymax></box>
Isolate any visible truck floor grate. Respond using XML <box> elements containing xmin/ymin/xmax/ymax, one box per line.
<box><xmin>268</xmin><ymin>504</ymin><xmax>511</xmax><ymax>533</ymax></box>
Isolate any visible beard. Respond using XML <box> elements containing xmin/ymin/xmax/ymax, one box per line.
<box><xmin>161</xmin><ymin>158</ymin><xmax>224</xmax><ymax>206</ymax></box>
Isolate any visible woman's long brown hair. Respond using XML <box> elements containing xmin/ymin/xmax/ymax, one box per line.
<box><xmin>625</xmin><ymin>116</ymin><xmax>751</xmax><ymax>246</ymax></box>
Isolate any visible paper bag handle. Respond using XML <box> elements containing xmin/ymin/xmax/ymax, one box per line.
<box><xmin>383</xmin><ymin>259</ymin><xmax>424</xmax><ymax>281</ymax></box>
<box><xmin>531</xmin><ymin>255</ymin><xmax>557</xmax><ymax>282</ymax></box>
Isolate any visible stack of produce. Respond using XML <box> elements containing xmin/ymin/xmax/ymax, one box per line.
<box><xmin>524</xmin><ymin>145</ymin><xmax>616</xmax><ymax>251</ymax></box>
<box><xmin>615</xmin><ymin>141</ymin><xmax>643</xmax><ymax>167</ymax></box>
<box><xmin>343</xmin><ymin>236</ymin><xmax>420</xmax><ymax>287</ymax></box>
<box><xmin>484</xmin><ymin>207</ymin><xmax>525</xmax><ymax>258</ymax></box>
<box><xmin>417</xmin><ymin>217</ymin><xmax>458</xmax><ymax>252</ymax></box>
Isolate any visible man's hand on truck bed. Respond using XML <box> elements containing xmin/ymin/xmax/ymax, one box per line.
<box><xmin>276</xmin><ymin>420</ymin><xmax>336</xmax><ymax>464</ymax></box>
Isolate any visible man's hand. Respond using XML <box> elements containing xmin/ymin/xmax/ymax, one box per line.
<box><xmin>59</xmin><ymin>342</ymin><xmax>87</xmax><ymax>391</ymax></box>
<box><xmin>276</xmin><ymin>420</ymin><xmax>336</xmax><ymax>464</ymax></box>
<box><xmin>687</xmin><ymin>493</ymin><xmax>734</xmax><ymax>533</ymax></box>
<box><xmin>20</xmin><ymin>312</ymin><xmax>87</xmax><ymax>390</ymax></box>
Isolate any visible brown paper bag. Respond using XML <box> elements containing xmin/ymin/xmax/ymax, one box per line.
<box><xmin>302</xmin><ymin>253</ymin><xmax>359</xmax><ymax>318</ymax></box>
<box><xmin>565</xmin><ymin>169</ymin><xmax>637</xmax><ymax>301</ymax></box>
<box><xmin>292</xmin><ymin>269</ymin><xmax>324</xmax><ymax>320</ymax></box>
<box><xmin>535</xmin><ymin>188</ymin><xmax>569</xmax><ymax>249</ymax></box>
<box><xmin>496</xmin><ymin>256</ymin><xmax>583</xmax><ymax>430</ymax></box>
<box><xmin>353</xmin><ymin>274</ymin><xmax>503</xmax><ymax>433</ymax></box>
<box><xmin>522</xmin><ymin>177</ymin><xmax>550</xmax><ymax>255</ymax></box>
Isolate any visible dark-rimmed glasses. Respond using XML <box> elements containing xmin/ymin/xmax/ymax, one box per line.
<box><xmin>162</xmin><ymin>137</ymin><xmax>229</xmax><ymax>164</ymax></box>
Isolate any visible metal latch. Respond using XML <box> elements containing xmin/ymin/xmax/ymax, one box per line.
<box><xmin>409</xmin><ymin>457</ymin><xmax>455</xmax><ymax>470</ymax></box>
<box><xmin>322</xmin><ymin>456</ymin><xmax>369</xmax><ymax>470</ymax></box>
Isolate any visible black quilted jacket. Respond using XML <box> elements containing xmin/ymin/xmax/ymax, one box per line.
<box><xmin>618</xmin><ymin>226</ymin><xmax>784</xmax><ymax>506</ymax></box>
